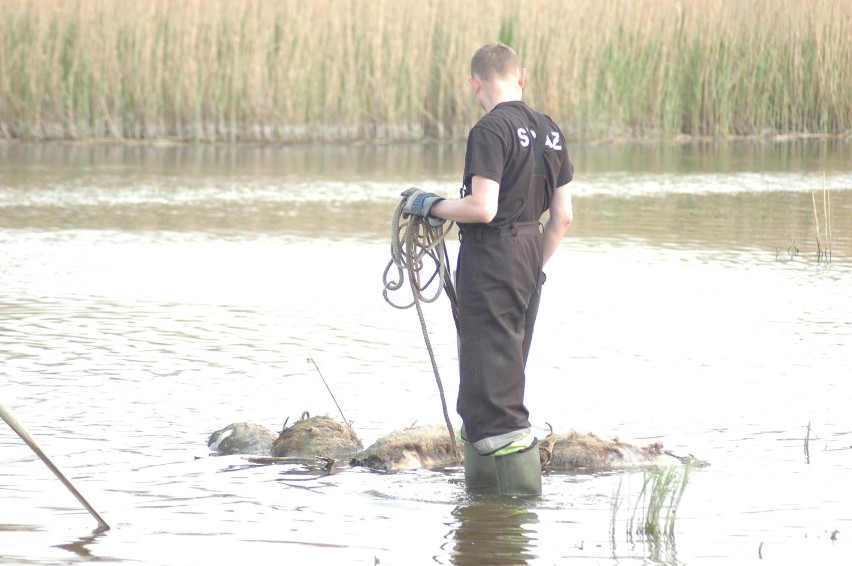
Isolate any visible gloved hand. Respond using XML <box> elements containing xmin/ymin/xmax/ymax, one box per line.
<box><xmin>401</xmin><ymin>188</ymin><xmax>445</xmax><ymax>227</ymax></box>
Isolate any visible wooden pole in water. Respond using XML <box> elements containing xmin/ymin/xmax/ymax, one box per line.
<box><xmin>0</xmin><ymin>401</ymin><xmax>110</xmax><ymax>530</ymax></box>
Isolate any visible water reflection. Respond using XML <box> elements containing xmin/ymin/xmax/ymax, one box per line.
<box><xmin>53</xmin><ymin>526</ymin><xmax>111</xmax><ymax>560</ymax></box>
<box><xmin>449</xmin><ymin>501</ymin><xmax>539</xmax><ymax>566</ymax></box>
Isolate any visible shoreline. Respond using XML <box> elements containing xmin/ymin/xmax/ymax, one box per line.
<box><xmin>1</xmin><ymin>131</ymin><xmax>849</xmax><ymax>149</ymax></box>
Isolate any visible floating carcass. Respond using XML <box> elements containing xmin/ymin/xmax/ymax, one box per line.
<box><xmin>349</xmin><ymin>424</ymin><xmax>462</xmax><ymax>472</ymax></box>
<box><xmin>207</xmin><ymin>422</ymin><xmax>278</xmax><ymax>455</ymax></box>
<box><xmin>351</xmin><ymin>427</ymin><xmax>705</xmax><ymax>473</ymax></box>
<box><xmin>271</xmin><ymin>413</ymin><xmax>363</xmax><ymax>458</ymax></box>
<box><xmin>539</xmin><ymin>431</ymin><xmax>707</xmax><ymax>472</ymax></box>
<box><xmin>207</xmin><ymin>413</ymin><xmax>362</xmax><ymax>459</ymax></box>
<box><xmin>208</xmin><ymin>419</ymin><xmax>706</xmax><ymax>473</ymax></box>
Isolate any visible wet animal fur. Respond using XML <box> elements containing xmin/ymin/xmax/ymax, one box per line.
<box><xmin>207</xmin><ymin>422</ymin><xmax>278</xmax><ymax>455</ymax></box>
<box><xmin>271</xmin><ymin>414</ymin><xmax>363</xmax><ymax>458</ymax></box>
<box><xmin>350</xmin><ymin>424</ymin><xmax>462</xmax><ymax>472</ymax></box>
<box><xmin>208</xmin><ymin>419</ymin><xmax>707</xmax><ymax>473</ymax></box>
<box><xmin>539</xmin><ymin>431</ymin><xmax>706</xmax><ymax>471</ymax></box>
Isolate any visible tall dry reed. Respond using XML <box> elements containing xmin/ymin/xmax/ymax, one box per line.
<box><xmin>1</xmin><ymin>0</ymin><xmax>850</xmax><ymax>142</ymax></box>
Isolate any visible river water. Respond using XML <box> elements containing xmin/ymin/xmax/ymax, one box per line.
<box><xmin>1</xmin><ymin>139</ymin><xmax>851</xmax><ymax>565</ymax></box>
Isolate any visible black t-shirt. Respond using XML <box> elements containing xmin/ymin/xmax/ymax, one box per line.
<box><xmin>461</xmin><ymin>100</ymin><xmax>573</xmax><ymax>227</ymax></box>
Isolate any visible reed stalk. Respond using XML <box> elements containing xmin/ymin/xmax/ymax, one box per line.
<box><xmin>811</xmin><ymin>174</ymin><xmax>833</xmax><ymax>264</ymax></box>
<box><xmin>1</xmin><ymin>0</ymin><xmax>850</xmax><ymax>142</ymax></box>
<box><xmin>804</xmin><ymin>422</ymin><xmax>811</xmax><ymax>464</ymax></box>
<box><xmin>812</xmin><ymin>188</ymin><xmax>824</xmax><ymax>261</ymax></box>
<box><xmin>823</xmin><ymin>173</ymin><xmax>832</xmax><ymax>263</ymax></box>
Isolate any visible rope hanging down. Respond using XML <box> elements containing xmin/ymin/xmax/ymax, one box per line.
<box><xmin>383</xmin><ymin>192</ymin><xmax>460</xmax><ymax>462</ymax></box>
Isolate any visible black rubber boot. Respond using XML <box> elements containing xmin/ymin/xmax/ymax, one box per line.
<box><xmin>463</xmin><ymin>442</ymin><xmax>498</xmax><ymax>491</ymax></box>
<box><xmin>494</xmin><ymin>441</ymin><xmax>542</xmax><ymax>497</ymax></box>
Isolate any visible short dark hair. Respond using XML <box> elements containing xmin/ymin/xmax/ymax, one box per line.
<box><xmin>470</xmin><ymin>43</ymin><xmax>520</xmax><ymax>82</ymax></box>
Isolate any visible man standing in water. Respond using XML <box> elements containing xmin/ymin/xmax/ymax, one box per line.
<box><xmin>403</xmin><ymin>43</ymin><xmax>574</xmax><ymax>495</ymax></box>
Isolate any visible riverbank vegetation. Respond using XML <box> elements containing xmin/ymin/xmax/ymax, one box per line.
<box><xmin>1</xmin><ymin>0</ymin><xmax>850</xmax><ymax>142</ymax></box>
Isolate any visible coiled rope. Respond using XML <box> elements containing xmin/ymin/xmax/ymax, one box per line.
<box><xmin>382</xmin><ymin>193</ymin><xmax>461</xmax><ymax>462</ymax></box>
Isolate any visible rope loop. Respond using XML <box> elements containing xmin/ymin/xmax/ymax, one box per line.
<box><xmin>383</xmin><ymin>197</ymin><xmax>456</xmax><ymax>312</ymax></box>
<box><xmin>382</xmin><ymin>193</ymin><xmax>460</xmax><ymax>463</ymax></box>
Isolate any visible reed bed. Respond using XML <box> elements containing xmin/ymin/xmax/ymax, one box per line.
<box><xmin>1</xmin><ymin>0</ymin><xmax>850</xmax><ymax>142</ymax></box>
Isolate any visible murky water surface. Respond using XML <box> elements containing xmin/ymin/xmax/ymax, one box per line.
<box><xmin>2</xmin><ymin>140</ymin><xmax>851</xmax><ymax>565</ymax></box>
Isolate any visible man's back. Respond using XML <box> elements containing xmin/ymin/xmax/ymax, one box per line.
<box><xmin>461</xmin><ymin>100</ymin><xmax>572</xmax><ymax>227</ymax></box>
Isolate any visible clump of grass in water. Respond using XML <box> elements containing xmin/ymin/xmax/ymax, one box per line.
<box><xmin>631</xmin><ymin>465</ymin><xmax>692</xmax><ymax>538</ymax></box>
<box><xmin>610</xmin><ymin>464</ymin><xmax>692</xmax><ymax>558</ymax></box>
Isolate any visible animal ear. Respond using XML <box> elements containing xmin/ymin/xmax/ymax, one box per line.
<box><xmin>280</xmin><ymin>416</ymin><xmax>290</xmax><ymax>434</ymax></box>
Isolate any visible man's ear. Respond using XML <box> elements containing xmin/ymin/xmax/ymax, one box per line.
<box><xmin>469</xmin><ymin>76</ymin><xmax>481</xmax><ymax>95</ymax></box>
<box><xmin>518</xmin><ymin>68</ymin><xmax>526</xmax><ymax>89</ymax></box>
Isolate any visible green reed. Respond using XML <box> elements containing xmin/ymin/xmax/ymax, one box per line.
<box><xmin>636</xmin><ymin>465</ymin><xmax>692</xmax><ymax>538</ymax></box>
<box><xmin>812</xmin><ymin>175</ymin><xmax>833</xmax><ymax>264</ymax></box>
<box><xmin>1</xmin><ymin>0</ymin><xmax>850</xmax><ymax>142</ymax></box>
<box><xmin>610</xmin><ymin>465</ymin><xmax>692</xmax><ymax>551</ymax></box>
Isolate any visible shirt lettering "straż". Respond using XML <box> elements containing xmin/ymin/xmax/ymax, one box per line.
<box><xmin>516</xmin><ymin>127</ymin><xmax>563</xmax><ymax>150</ymax></box>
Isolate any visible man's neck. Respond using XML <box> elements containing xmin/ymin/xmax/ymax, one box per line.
<box><xmin>482</xmin><ymin>91</ymin><xmax>522</xmax><ymax>113</ymax></box>
<box><xmin>471</xmin><ymin>69</ymin><xmax>526</xmax><ymax>112</ymax></box>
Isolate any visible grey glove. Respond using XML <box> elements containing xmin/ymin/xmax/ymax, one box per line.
<box><xmin>401</xmin><ymin>188</ymin><xmax>445</xmax><ymax>227</ymax></box>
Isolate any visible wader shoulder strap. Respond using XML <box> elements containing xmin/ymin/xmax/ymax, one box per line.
<box><xmin>533</xmin><ymin>112</ymin><xmax>547</xmax><ymax>177</ymax></box>
<box><xmin>512</xmin><ymin>112</ymin><xmax>550</xmax><ymax>224</ymax></box>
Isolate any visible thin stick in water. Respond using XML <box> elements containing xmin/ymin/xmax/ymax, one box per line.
<box><xmin>0</xmin><ymin>401</ymin><xmax>110</xmax><ymax>530</ymax></box>
<box><xmin>307</xmin><ymin>356</ymin><xmax>350</xmax><ymax>426</ymax></box>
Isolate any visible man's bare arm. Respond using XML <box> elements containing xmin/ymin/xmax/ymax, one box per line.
<box><xmin>542</xmin><ymin>183</ymin><xmax>573</xmax><ymax>265</ymax></box>
<box><xmin>429</xmin><ymin>176</ymin><xmax>499</xmax><ymax>224</ymax></box>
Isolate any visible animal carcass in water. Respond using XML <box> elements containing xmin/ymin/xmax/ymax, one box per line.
<box><xmin>271</xmin><ymin>414</ymin><xmax>363</xmax><ymax>458</ymax></box>
<box><xmin>539</xmin><ymin>431</ymin><xmax>706</xmax><ymax>472</ymax></box>
<box><xmin>207</xmin><ymin>422</ymin><xmax>278</xmax><ymax>455</ymax></box>
<box><xmin>350</xmin><ymin>424</ymin><xmax>462</xmax><ymax>472</ymax></box>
